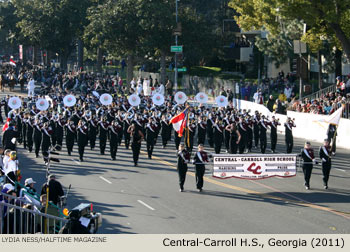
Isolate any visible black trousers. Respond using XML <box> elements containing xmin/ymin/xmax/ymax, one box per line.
<box><xmin>118</xmin><ymin>131</ymin><xmax>123</xmax><ymax>145</ymax></box>
<box><xmin>322</xmin><ymin>162</ymin><xmax>331</xmax><ymax>186</ymax></box>
<box><xmin>27</xmin><ymin>131</ymin><xmax>33</xmax><ymax>151</ymax></box>
<box><xmin>207</xmin><ymin>131</ymin><xmax>214</xmax><ymax>148</ymax></box>
<box><xmin>89</xmin><ymin>133</ymin><xmax>96</xmax><ymax>149</ymax></box>
<box><xmin>271</xmin><ymin>132</ymin><xmax>277</xmax><ymax>151</ymax></box>
<box><xmin>214</xmin><ymin>139</ymin><xmax>222</xmax><ymax>154</ymax></box>
<box><xmin>174</xmin><ymin>134</ymin><xmax>181</xmax><ymax>150</ymax></box>
<box><xmin>146</xmin><ymin>138</ymin><xmax>155</xmax><ymax>158</ymax></box>
<box><xmin>197</xmin><ymin>130</ymin><xmax>206</xmax><ymax>145</ymax></box>
<box><xmin>195</xmin><ymin>164</ymin><xmax>205</xmax><ymax>189</ymax></box>
<box><xmin>260</xmin><ymin>134</ymin><xmax>267</xmax><ymax>154</ymax></box>
<box><xmin>34</xmin><ymin>135</ymin><xmax>42</xmax><ymax>156</ymax></box>
<box><xmin>124</xmin><ymin>131</ymin><xmax>130</xmax><ymax>149</ymax></box>
<box><xmin>185</xmin><ymin>133</ymin><xmax>194</xmax><ymax>152</ymax></box>
<box><xmin>177</xmin><ymin>165</ymin><xmax>187</xmax><ymax>190</ymax></box>
<box><xmin>100</xmin><ymin>137</ymin><xmax>107</xmax><ymax>154</ymax></box>
<box><xmin>78</xmin><ymin>143</ymin><xmax>85</xmax><ymax>160</ymax></box>
<box><xmin>224</xmin><ymin>131</ymin><xmax>230</xmax><ymax>151</ymax></box>
<box><xmin>247</xmin><ymin>129</ymin><xmax>253</xmax><ymax>151</ymax></box>
<box><xmin>229</xmin><ymin>137</ymin><xmax>238</xmax><ymax>154</ymax></box>
<box><xmin>110</xmin><ymin>137</ymin><xmax>118</xmax><ymax>159</ymax></box>
<box><xmin>22</xmin><ymin>128</ymin><xmax>27</xmax><ymax>149</ymax></box>
<box><xmin>161</xmin><ymin>133</ymin><xmax>168</xmax><ymax>147</ymax></box>
<box><xmin>66</xmin><ymin>136</ymin><xmax>74</xmax><ymax>154</ymax></box>
<box><xmin>239</xmin><ymin>133</ymin><xmax>246</xmax><ymax>154</ymax></box>
<box><xmin>285</xmin><ymin>135</ymin><xmax>293</xmax><ymax>153</ymax></box>
<box><xmin>41</xmin><ymin>139</ymin><xmax>51</xmax><ymax>155</ymax></box>
<box><xmin>254</xmin><ymin>126</ymin><xmax>259</xmax><ymax>147</ymax></box>
<box><xmin>302</xmin><ymin>164</ymin><xmax>313</xmax><ymax>186</ymax></box>
<box><xmin>56</xmin><ymin>131</ymin><xmax>63</xmax><ymax>147</ymax></box>
<box><xmin>132</xmin><ymin>142</ymin><xmax>141</xmax><ymax>165</ymax></box>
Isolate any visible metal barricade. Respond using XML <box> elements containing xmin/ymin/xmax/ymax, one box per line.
<box><xmin>0</xmin><ymin>192</ymin><xmax>68</xmax><ymax>234</ymax></box>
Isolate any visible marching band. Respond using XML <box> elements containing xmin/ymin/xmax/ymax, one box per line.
<box><xmin>1</xmin><ymin>90</ymin><xmax>334</xmax><ymax>191</ymax></box>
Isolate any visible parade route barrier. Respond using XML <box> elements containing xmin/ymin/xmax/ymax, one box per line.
<box><xmin>234</xmin><ymin>99</ymin><xmax>350</xmax><ymax>150</ymax></box>
<box><xmin>213</xmin><ymin>154</ymin><xmax>298</xmax><ymax>180</ymax></box>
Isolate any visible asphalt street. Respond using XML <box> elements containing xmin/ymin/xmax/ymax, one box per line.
<box><xmin>2</xmin><ymin>88</ymin><xmax>350</xmax><ymax>234</ymax></box>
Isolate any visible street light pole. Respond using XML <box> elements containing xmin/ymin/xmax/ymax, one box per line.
<box><xmin>174</xmin><ymin>0</ymin><xmax>178</xmax><ymax>91</ymax></box>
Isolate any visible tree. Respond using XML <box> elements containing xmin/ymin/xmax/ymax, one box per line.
<box><xmin>13</xmin><ymin>0</ymin><xmax>91</xmax><ymax>70</ymax></box>
<box><xmin>84</xmin><ymin>0</ymin><xmax>145</xmax><ymax>82</ymax></box>
<box><xmin>229</xmin><ymin>0</ymin><xmax>350</xmax><ymax>61</ymax></box>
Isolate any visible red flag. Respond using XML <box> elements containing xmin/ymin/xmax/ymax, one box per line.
<box><xmin>2</xmin><ymin>118</ymin><xmax>11</xmax><ymax>132</ymax></box>
<box><xmin>9</xmin><ymin>59</ymin><xmax>16</xmax><ymax>67</ymax></box>
<box><xmin>170</xmin><ymin>108</ymin><xmax>188</xmax><ymax>137</ymax></box>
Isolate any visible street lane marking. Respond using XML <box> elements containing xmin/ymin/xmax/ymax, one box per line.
<box><xmin>137</xmin><ymin>200</ymin><xmax>155</xmax><ymax>211</ymax></box>
<box><xmin>144</xmin><ymin>151</ymin><xmax>350</xmax><ymax>220</ymax></box>
<box><xmin>336</xmin><ymin>169</ymin><xmax>346</xmax><ymax>172</ymax></box>
<box><xmin>71</xmin><ymin>159</ymin><xmax>81</xmax><ymax>165</ymax></box>
<box><xmin>99</xmin><ymin>176</ymin><xmax>112</xmax><ymax>184</ymax></box>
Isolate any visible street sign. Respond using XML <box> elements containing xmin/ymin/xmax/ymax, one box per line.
<box><xmin>171</xmin><ymin>45</ymin><xmax>183</xmax><ymax>53</ymax></box>
<box><xmin>177</xmin><ymin>67</ymin><xmax>187</xmax><ymax>72</ymax></box>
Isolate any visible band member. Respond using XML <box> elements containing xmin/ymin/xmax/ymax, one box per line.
<box><xmin>99</xmin><ymin>117</ymin><xmax>109</xmax><ymax>155</ymax></box>
<box><xmin>206</xmin><ymin>114</ymin><xmax>215</xmax><ymax>148</ymax></box>
<box><xmin>115</xmin><ymin>111</ymin><xmax>124</xmax><ymax>146</ymax></box>
<box><xmin>174</xmin><ymin>128</ymin><xmax>182</xmax><ymax>151</ymax></box>
<box><xmin>109</xmin><ymin>120</ymin><xmax>123</xmax><ymax>160</ymax></box>
<box><xmin>225</xmin><ymin>122</ymin><xmax>241</xmax><ymax>154</ymax></box>
<box><xmin>238</xmin><ymin>116</ymin><xmax>247</xmax><ymax>154</ymax></box>
<box><xmin>161</xmin><ymin>114</ymin><xmax>170</xmax><ymax>148</ymax></box>
<box><xmin>77</xmin><ymin>120</ymin><xmax>89</xmax><ymax>162</ymax></box>
<box><xmin>284</xmin><ymin>117</ymin><xmax>295</xmax><ymax>153</ymax></box>
<box><xmin>41</xmin><ymin>122</ymin><xmax>53</xmax><ymax>155</ymax></box>
<box><xmin>319</xmin><ymin>139</ymin><xmax>332</xmax><ymax>189</ymax></box>
<box><xmin>253</xmin><ymin>111</ymin><xmax>260</xmax><ymax>148</ymax></box>
<box><xmin>246</xmin><ymin>116</ymin><xmax>253</xmax><ymax>152</ymax></box>
<box><xmin>65</xmin><ymin>119</ymin><xmax>76</xmax><ymax>156</ymax></box>
<box><xmin>33</xmin><ymin>119</ymin><xmax>42</xmax><ymax>158</ymax></box>
<box><xmin>186</xmin><ymin>119</ymin><xmax>196</xmax><ymax>152</ymax></box>
<box><xmin>128</xmin><ymin>123</ymin><xmax>144</xmax><ymax>166</ymax></box>
<box><xmin>270</xmin><ymin>116</ymin><xmax>280</xmax><ymax>153</ymax></box>
<box><xmin>146</xmin><ymin>117</ymin><xmax>157</xmax><ymax>159</ymax></box>
<box><xmin>327</xmin><ymin>124</ymin><xmax>337</xmax><ymax>155</ymax></box>
<box><xmin>193</xmin><ymin>144</ymin><xmax>211</xmax><ymax>192</ymax></box>
<box><xmin>55</xmin><ymin>114</ymin><xmax>66</xmax><ymax>148</ymax></box>
<box><xmin>89</xmin><ymin>114</ymin><xmax>98</xmax><ymax>150</ymax></box>
<box><xmin>22</xmin><ymin>113</ymin><xmax>28</xmax><ymax>149</ymax></box>
<box><xmin>177</xmin><ymin>144</ymin><xmax>190</xmax><ymax>192</ymax></box>
<box><xmin>123</xmin><ymin>114</ymin><xmax>131</xmax><ymax>149</ymax></box>
<box><xmin>197</xmin><ymin>116</ymin><xmax>206</xmax><ymax>145</ymax></box>
<box><xmin>223</xmin><ymin>115</ymin><xmax>231</xmax><ymax>153</ymax></box>
<box><xmin>213</xmin><ymin>118</ymin><xmax>224</xmax><ymax>154</ymax></box>
<box><xmin>300</xmin><ymin>142</ymin><xmax>317</xmax><ymax>190</ymax></box>
<box><xmin>26</xmin><ymin>116</ymin><xmax>34</xmax><ymax>153</ymax></box>
<box><xmin>259</xmin><ymin>115</ymin><xmax>269</xmax><ymax>154</ymax></box>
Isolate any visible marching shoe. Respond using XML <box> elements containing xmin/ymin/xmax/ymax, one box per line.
<box><xmin>324</xmin><ymin>185</ymin><xmax>328</xmax><ymax>189</ymax></box>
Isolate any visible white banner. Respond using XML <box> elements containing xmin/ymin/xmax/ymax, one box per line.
<box><xmin>213</xmin><ymin>154</ymin><xmax>297</xmax><ymax>180</ymax></box>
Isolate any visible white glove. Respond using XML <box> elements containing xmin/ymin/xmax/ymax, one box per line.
<box><xmin>322</xmin><ymin>158</ymin><xmax>327</xmax><ymax>162</ymax></box>
<box><xmin>11</xmin><ymin>138</ymin><xmax>16</xmax><ymax>144</ymax></box>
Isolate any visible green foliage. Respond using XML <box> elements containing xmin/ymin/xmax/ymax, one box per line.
<box><xmin>229</xmin><ymin>0</ymin><xmax>350</xmax><ymax>59</ymax></box>
<box><xmin>13</xmin><ymin>0</ymin><xmax>91</xmax><ymax>57</ymax></box>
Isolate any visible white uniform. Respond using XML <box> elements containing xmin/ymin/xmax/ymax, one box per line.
<box><xmin>27</xmin><ymin>79</ymin><xmax>35</xmax><ymax>97</ymax></box>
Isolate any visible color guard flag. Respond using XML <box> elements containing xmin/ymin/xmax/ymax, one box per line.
<box><xmin>2</xmin><ymin>118</ymin><xmax>11</xmax><ymax>132</ymax></box>
<box><xmin>319</xmin><ymin>105</ymin><xmax>343</xmax><ymax>126</ymax></box>
<box><xmin>170</xmin><ymin>108</ymin><xmax>188</xmax><ymax>137</ymax></box>
<box><xmin>9</xmin><ymin>59</ymin><xmax>16</xmax><ymax>67</ymax></box>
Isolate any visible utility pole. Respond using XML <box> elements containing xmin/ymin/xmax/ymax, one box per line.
<box><xmin>299</xmin><ymin>41</ymin><xmax>303</xmax><ymax>100</ymax></box>
<box><xmin>174</xmin><ymin>0</ymin><xmax>179</xmax><ymax>91</ymax></box>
